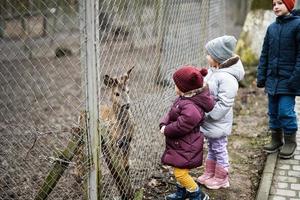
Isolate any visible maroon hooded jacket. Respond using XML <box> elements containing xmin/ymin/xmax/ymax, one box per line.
<box><xmin>159</xmin><ymin>87</ymin><xmax>215</xmax><ymax>169</ymax></box>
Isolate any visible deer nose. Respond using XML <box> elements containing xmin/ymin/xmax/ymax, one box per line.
<box><xmin>123</xmin><ymin>104</ymin><xmax>130</xmax><ymax>110</ymax></box>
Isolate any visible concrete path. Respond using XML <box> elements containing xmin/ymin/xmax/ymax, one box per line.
<box><xmin>256</xmin><ymin>97</ymin><xmax>300</xmax><ymax>200</ymax></box>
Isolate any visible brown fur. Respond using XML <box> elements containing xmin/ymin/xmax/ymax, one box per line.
<box><xmin>100</xmin><ymin>67</ymin><xmax>135</xmax><ymax>170</ymax></box>
<box><xmin>219</xmin><ymin>56</ymin><xmax>240</xmax><ymax>69</ymax></box>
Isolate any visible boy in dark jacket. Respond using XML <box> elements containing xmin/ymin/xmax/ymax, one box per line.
<box><xmin>257</xmin><ymin>0</ymin><xmax>300</xmax><ymax>158</ymax></box>
<box><xmin>160</xmin><ymin>66</ymin><xmax>215</xmax><ymax>200</ymax></box>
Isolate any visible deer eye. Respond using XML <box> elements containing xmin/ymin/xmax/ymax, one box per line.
<box><xmin>115</xmin><ymin>92</ymin><xmax>120</xmax><ymax>96</ymax></box>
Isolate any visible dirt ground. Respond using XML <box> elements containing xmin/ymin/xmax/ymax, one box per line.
<box><xmin>0</xmin><ymin>53</ymin><xmax>269</xmax><ymax>200</ymax></box>
<box><xmin>143</xmin><ymin>85</ymin><xmax>270</xmax><ymax>200</ymax></box>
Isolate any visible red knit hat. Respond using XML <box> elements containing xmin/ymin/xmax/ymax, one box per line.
<box><xmin>173</xmin><ymin>66</ymin><xmax>208</xmax><ymax>93</ymax></box>
<box><xmin>282</xmin><ymin>0</ymin><xmax>295</xmax><ymax>11</ymax></box>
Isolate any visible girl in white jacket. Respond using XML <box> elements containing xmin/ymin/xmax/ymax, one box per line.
<box><xmin>197</xmin><ymin>35</ymin><xmax>245</xmax><ymax>190</ymax></box>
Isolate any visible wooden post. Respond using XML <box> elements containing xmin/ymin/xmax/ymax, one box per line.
<box><xmin>0</xmin><ymin>2</ymin><xmax>5</xmax><ymax>38</ymax></box>
<box><xmin>34</xmin><ymin>126</ymin><xmax>84</xmax><ymax>200</ymax></box>
<box><xmin>41</xmin><ymin>0</ymin><xmax>47</xmax><ymax>37</ymax></box>
<box><xmin>154</xmin><ymin>0</ymin><xmax>168</xmax><ymax>86</ymax></box>
<box><xmin>80</xmin><ymin>0</ymin><xmax>101</xmax><ymax>199</ymax></box>
<box><xmin>199</xmin><ymin>0</ymin><xmax>209</xmax><ymax>66</ymax></box>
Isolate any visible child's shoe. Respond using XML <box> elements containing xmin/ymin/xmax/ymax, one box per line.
<box><xmin>197</xmin><ymin>160</ymin><xmax>216</xmax><ymax>184</ymax></box>
<box><xmin>165</xmin><ymin>184</ymin><xmax>187</xmax><ymax>200</ymax></box>
<box><xmin>187</xmin><ymin>187</ymin><xmax>210</xmax><ymax>200</ymax></box>
<box><xmin>280</xmin><ymin>133</ymin><xmax>297</xmax><ymax>159</ymax></box>
<box><xmin>263</xmin><ymin>129</ymin><xmax>283</xmax><ymax>153</ymax></box>
<box><xmin>204</xmin><ymin>164</ymin><xmax>229</xmax><ymax>190</ymax></box>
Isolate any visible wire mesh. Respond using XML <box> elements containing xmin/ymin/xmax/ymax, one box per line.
<box><xmin>0</xmin><ymin>0</ymin><xmax>225</xmax><ymax>199</ymax></box>
<box><xmin>0</xmin><ymin>0</ymin><xmax>84</xmax><ymax>199</ymax></box>
<box><xmin>97</xmin><ymin>0</ymin><xmax>225</xmax><ymax>199</ymax></box>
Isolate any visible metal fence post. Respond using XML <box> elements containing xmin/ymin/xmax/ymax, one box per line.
<box><xmin>80</xmin><ymin>0</ymin><xmax>101</xmax><ymax>199</ymax></box>
<box><xmin>155</xmin><ymin>0</ymin><xmax>167</xmax><ymax>85</ymax></box>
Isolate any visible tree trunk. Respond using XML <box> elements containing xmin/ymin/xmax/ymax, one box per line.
<box><xmin>251</xmin><ymin>0</ymin><xmax>271</xmax><ymax>10</ymax></box>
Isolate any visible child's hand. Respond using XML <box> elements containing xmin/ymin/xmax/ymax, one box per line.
<box><xmin>256</xmin><ymin>80</ymin><xmax>265</xmax><ymax>88</ymax></box>
<box><xmin>160</xmin><ymin>126</ymin><xmax>166</xmax><ymax>134</ymax></box>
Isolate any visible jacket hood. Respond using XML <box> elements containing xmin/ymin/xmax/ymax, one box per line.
<box><xmin>182</xmin><ymin>86</ymin><xmax>215</xmax><ymax>113</ymax></box>
<box><xmin>217</xmin><ymin>56</ymin><xmax>245</xmax><ymax>82</ymax></box>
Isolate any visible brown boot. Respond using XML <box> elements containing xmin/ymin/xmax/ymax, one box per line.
<box><xmin>263</xmin><ymin>129</ymin><xmax>283</xmax><ymax>153</ymax></box>
<box><xmin>280</xmin><ymin>133</ymin><xmax>297</xmax><ymax>159</ymax></box>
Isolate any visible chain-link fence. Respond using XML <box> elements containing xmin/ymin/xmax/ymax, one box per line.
<box><xmin>0</xmin><ymin>0</ymin><xmax>225</xmax><ymax>199</ymax></box>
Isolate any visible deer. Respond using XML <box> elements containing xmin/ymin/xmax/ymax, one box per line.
<box><xmin>100</xmin><ymin>66</ymin><xmax>135</xmax><ymax>154</ymax></box>
<box><xmin>35</xmin><ymin>67</ymin><xmax>136</xmax><ymax>199</ymax></box>
<box><xmin>99</xmin><ymin>66</ymin><xmax>136</xmax><ymax>200</ymax></box>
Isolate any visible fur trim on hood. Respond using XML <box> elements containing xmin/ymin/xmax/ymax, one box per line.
<box><xmin>219</xmin><ymin>56</ymin><xmax>240</xmax><ymax>69</ymax></box>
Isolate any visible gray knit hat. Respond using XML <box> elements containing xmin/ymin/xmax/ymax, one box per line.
<box><xmin>205</xmin><ymin>35</ymin><xmax>237</xmax><ymax>64</ymax></box>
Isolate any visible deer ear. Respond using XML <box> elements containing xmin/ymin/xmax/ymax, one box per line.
<box><xmin>127</xmin><ymin>66</ymin><xmax>134</xmax><ymax>76</ymax></box>
<box><xmin>121</xmin><ymin>66</ymin><xmax>134</xmax><ymax>83</ymax></box>
<box><xmin>120</xmin><ymin>66</ymin><xmax>134</xmax><ymax>84</ymax></box>
<box><xmin>104</xmin><ymin>75</ymin><xmax>118</xmax><ymax>87</ymax></box>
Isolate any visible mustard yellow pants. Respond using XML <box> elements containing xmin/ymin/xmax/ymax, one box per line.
<box><xmin>173</xmin><ymin>167</ymin><xmax>198</xmax><ymax>191</ymax></box>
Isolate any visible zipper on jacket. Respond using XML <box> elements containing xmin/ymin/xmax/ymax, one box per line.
<box><xmin>277</xmin><ymin>23</ymin><xmax>283</xmax><ymax>75</ymax></box>
<box><xmin>274</xmin><ymin>23</ymin><xmax>283</xmax><ymax>93</ymax></box>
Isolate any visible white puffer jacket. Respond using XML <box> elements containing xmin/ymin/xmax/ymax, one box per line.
<box><xmin>200</xmin><ymin>56</ymin><xmax>245</xmax><ymax>138</ymax></box>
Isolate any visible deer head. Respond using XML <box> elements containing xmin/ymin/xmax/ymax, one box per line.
<box><xmin>103</xmin><ymin>67</ymin><xmax>134</xmax><ymax>122</ymax></box>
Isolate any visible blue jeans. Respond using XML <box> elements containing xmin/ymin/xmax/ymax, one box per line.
<box><xmin>268</xmin><ymin>94</ymin><xmax>298</xmax><ymax>134</ymax></box>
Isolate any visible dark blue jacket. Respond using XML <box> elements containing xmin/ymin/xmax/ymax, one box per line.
<box><xmin>257</xmin><ymin>13</ymin><xmax>300</xmax><ymax>95</ymax></box>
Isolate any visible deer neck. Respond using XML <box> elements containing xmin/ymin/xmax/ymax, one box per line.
<box><xmin>112</xmin><ymin>103</ymin><xmax>131</xmax><ymax>128</ymax></box>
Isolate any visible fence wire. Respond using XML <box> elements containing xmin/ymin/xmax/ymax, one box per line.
<box><xmin>0</xmin><ymin>0</ymin><xmax>225</xmax><ymax>199</ymax></box>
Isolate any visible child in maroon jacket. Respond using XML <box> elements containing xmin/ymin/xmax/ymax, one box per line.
<box><xmin>159</xmin><ymin>66</ymin><xmax>215</xmax><ymax>200</ymax></box>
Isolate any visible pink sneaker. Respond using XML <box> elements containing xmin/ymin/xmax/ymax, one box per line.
<box><xmin>197</xmin><ymin>160</ymin><xmax>216</xmax><ymax>185</ymax></box>
<box><xmin>205</xmin><ymin>164</ymin><xmax>230</xmax><ymax>189</ymax></box>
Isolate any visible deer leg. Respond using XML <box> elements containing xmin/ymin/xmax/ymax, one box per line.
<box><xmin>101</xmin><ymin>135</ymin><xmax>134</xmax><ymax>199</ymax></box>
<box><xmin>117</xmin><ymin>135</ymin><xmax>132</xmax><ymax>150</ymax></box>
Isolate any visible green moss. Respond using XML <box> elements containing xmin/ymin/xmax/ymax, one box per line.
<box><xmin>242</xmin><ymin>48</ymin><xmax>258</xmax><ymax>66</ymax></box>
<box><xmin>236</xmin><ymin>32</ymin><xmax>259</xmax><ymax>66</ymax></box>
<box><xmin>235</xmin><ymin>31</ymin><xmax>261</xmax><ymax>87</ymax></box>
<box><xmin>251</xmin><ymin>0</ymin><xmax>271</xmax><ymax>10</ymax></box>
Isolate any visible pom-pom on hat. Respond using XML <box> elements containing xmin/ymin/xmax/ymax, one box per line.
<box><xmin>282</xmin><ymin>0</ymin><xmax>295</xmax><ymax>12</ymax></box>
<box><xmin>205</xmin><ymin>35</ymin><xmax>237</xmax><ymax>64</ymax></box>
<box><xmin>173</xmin><ymin>66</ymin><xmax>208</xmax><ymax>93</ymax></box>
